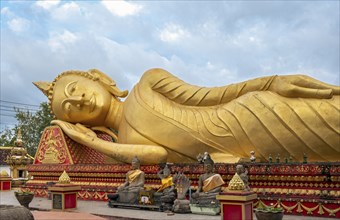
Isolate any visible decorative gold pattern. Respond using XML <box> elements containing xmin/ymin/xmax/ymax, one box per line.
<box><xmin>227</xmin><ymin>173</ymin><xmax>245</xmax><ymax>191</ymax></box>
<box><xmin>255</xmin><ymin>199</ymin><xmax>340</xmax><ymax>217</ymax></box>
<box><xmin>37</xmin><ymin>129</ymin><xmax>67</xmax><ymax>164</ymax></box>
<box><xmin>58</xmin><ymin>170</ymin><xmax>71</xmax><ymax>184</ymax></box>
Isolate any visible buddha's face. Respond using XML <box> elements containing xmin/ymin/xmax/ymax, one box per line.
<box><xmin>236</xmin><ymin>165</ymin><xmax>244</xmax><ymax>174</ymax></box>
<box><xmin>51</xmin><ymin>75</ymin><xmax>112</xmax><ymax>126</ymax></box>
<box><xmin>163</xmin><ymin>168</ymin><xmax>170</xmax><ymax>177</ymax></box>
<box><xmin>204</xmin><ymin>164</ymin><xmax>213</xmax><ymax>173</ymax></box>
<box><xmin>132</xmin><ymin>161</ymin><xmax>140</xmax><ymax>169</ymax></box>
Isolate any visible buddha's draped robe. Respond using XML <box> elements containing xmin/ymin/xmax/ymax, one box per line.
<box><xmin>157</xmin><ymin>176</ymin><xmax>174</xmax><ymax>192</ymax></box>
<box><xmin>202</xmin><ymin>174</ymin><xmax>225</xmax><ymax>192</ymax></box>
<box><xmin>128</xmin><ymin>169</ymin><xmax>143</xmax><ymax>184</ymax></box>
<box><xmin>122</xmin><ymin>69</ymin><xmax>340</xmax><ymax>162</ymax></box>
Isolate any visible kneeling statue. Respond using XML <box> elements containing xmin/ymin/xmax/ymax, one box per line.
<box><xmin>108</xmin><ymin>156</ymin><xmax>145</xmax><ymax>204</ymax></box>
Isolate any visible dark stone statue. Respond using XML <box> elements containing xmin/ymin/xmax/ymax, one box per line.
<box><xmin>153</xmin><ymin>164</ymin><xmax>176</xmax><ymax>212</ymax></box>
<box><xmin>191</xmin><ymin>153</ymin><xmax>224</xmax><ymax>206</ymax></box>
<box><xmin>172</xmin><ymin>172</ymin><xmax>191</xmax><ymax>213</ymax></box>
<box><xmin>108</xmin><ymin>156</ymin><xmax>145</xmax><ymax>204</ymax></box>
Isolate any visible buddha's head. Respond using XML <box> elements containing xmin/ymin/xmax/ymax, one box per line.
<box><xmin>163</xmin><ymin>165</ymin><xmax>171</xmax><ymax>177</ymax></box>
<box><xmin>203</xmin><ymin>154</ymin><xmax>214</xmax><ymax>173</ymax></box>
<box><xmin>34</xmin><ymin>69</ymin><xmax>128</xmax><ymax>126</ymax></box>
<box><xmin>236</xmin><ymin>164</ymin><xmax>245</xmax><ymax>174</ymax></box>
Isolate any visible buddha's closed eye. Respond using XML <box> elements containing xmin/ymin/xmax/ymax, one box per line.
<box><xmin>65</xmin><ymin>81</ymin><xmax>77</xmax><ymax>97</ymax></box>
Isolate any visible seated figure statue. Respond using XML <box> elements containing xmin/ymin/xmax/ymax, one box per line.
<box><xmin>108</xmin><ymin>156</ymin><xmax>145</xmax><ymax>204</ymax></box>
<box><xmin>191</xmin><ymin>154</ymin><xmax>225</xmax><ymax>206</ymax></box>
<box><xmin>154</xmin><ymin>164</ymin><xmax>176</xmax><ymax>212</ymax></box>
<box><xmin>236</xmin><ymin>164</ymin><xmax>250</xmax><ymax>191</ymax></box>
<box><xmin>34</xmin><ymin>68</ymin><xmax>340</xmax><ymax>164</ymax></box>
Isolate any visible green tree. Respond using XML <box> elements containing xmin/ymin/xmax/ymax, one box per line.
<box><xmin>0</xmin><ymin>127</ymin><xmax>16</xmax><ymax>147</ymax></box>
<box><xmin>0</xmin><ymin>102</ymin><xmax>54</xmax><ymax>156</ymax></box>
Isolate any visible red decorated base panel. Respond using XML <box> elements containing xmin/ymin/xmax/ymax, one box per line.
<box><xmin>223</xmin><ymin>204</ymin><xmax>243</xmax><ymax>220</ymax></box>
<box><xmin>64</xmin><ymin>193</ymin><xmax>77</xmax><ymax>209</ymax></box>
<box><xmin>217</xmin><ymin>192</ymin><xmax>256</xmax><ymax>220</ymax></box>
<box><xmin>245</xmin><ymin>203</ymin><xmax>253</xmax><ymax>220</ymax></box>
<box><xmin>1</xmin><ymin>181</ymin><xmax>11</xmax><ymax>191</ymax></box>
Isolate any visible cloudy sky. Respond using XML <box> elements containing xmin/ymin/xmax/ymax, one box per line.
<box><xmin>1</xmin><ymin>0</ymin><xmax>339</xmax><ymax>130</ymax></box>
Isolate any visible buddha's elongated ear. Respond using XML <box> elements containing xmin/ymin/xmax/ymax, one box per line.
<box><xmin>33</xmin><ymin>81</ymin><xmax>52</xmax><ymax>97</ymax></box>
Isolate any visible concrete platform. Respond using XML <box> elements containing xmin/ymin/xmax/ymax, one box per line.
<box><xmin>0</xmin><ymin>189</ymin><xmax>335</xmax><ymax>220</ymax></box>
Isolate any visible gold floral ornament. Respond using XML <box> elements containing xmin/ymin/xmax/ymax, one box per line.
<box><xmin>58</xmin><ymin>170</ymin><xmax>71</xmax><ymax>184</ymax></box>
<box><xmin>227</xmin><ymin>173</ymin><xmax>245</xmax><ymax>191</ymax></box>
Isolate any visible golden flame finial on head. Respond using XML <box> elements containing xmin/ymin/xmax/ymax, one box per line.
<box><xmin>58</xmin><ymin>170</ymin><xmax>71</xmax><ymax>184</ymax></box>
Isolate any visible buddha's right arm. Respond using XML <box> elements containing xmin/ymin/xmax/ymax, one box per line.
<box><xmin>51</xmin><ymin>120</ymin><xmax>168</xmax><ymax>164</ymax></box>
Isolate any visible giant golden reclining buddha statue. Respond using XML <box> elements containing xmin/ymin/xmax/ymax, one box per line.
<box><xmin>34</xmin><ymin>68</ymin><xmax>340</xmax><ymax>164</ymax></box>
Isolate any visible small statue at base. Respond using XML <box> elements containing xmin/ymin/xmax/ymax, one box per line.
<box><xmin>153</xmin><ymin>164</ymin><xmax>176</xmax><ymax>212</ymax></box>
<box><xmin>172</xmin><ymin>172</ymin><xmax>191</xmax><ymax>213</ymax></box>
<box><xmin>108</xmin><ymin>156</ymin><xmax>145</xmax><ymax>204</ymax></box>
<box><xmin>303</xmin><ymin>153</ymin><xmax>308</xmax><ymax>164</ymax></box>
<box><xmin>191</xmin><ymin>153</ymin><xmax>225</xmax><ymax>206</ymax></box>
<box><xmin>276</xmin><ymin>153</ymin><xmax>280</xmax><ymax>163</ymax></box>
<box><xmin>268</xmin><ymin>154</ymin><xmax>273</xmax><ymax>163</ymax></box>
<box><xmin>250</xmin><ymin>151</ymin><xmax>256</xmax><ymax>163</ymax></box>
<box><xmin>236</xmin><ymin>164</ymin><xmax>250</xmax><ymax>191</ymax></box>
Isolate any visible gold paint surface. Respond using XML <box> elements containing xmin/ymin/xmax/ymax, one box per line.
<box><xmin>34</xmin><ymin>68</ymin><xmax>340</xmax><ymax>164</ymax></box>
<box><xmin>58</xmin><ymin>170</ymin><xmax>71</xmax><ymax>184</ymax></box>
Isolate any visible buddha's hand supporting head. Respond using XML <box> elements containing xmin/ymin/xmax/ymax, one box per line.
<box><xmin>51</xmin><ymin>120</ymin><xmax>98</xmax><ymax>144</ymax></box>
<box><xmin>34</xmin><ymin>69</ymin><xmax>128</xmax><ymax>126</ymax></box>
<box><xmin>268</xmin><ymin>75</ymin><xmax>340</xmax><ymax>99</ymax></box>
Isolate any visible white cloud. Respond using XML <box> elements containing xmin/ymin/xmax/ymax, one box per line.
<box><xmin>52</xmin><ymin>2</ymin><xmax>81</xmax><ymax>20</ymax></box>
<box><xmin>101</xmin><ymin>0</ymin><xmax>143</xmax><ymax>17</ymax></box>
<box><xmin>35</xmin><ymin>0</ymin><xmax>60</xmax><ymax>10</ymax></box>
<box><xmin>159</xmin><ymin>23</ymin><xmax>190</xmax><ymax>42</ymax></box>
<box><xmin>230</xmin><ymin>23</ymin><xmax>265</xmax><ymax>47</ymax></box>
<box><xmin>48</xmin><ymin>30</ymin><xmax>78</xmax><ymax>52</ymax></box>
<box><xmin>1</xmin><ymin>7</ymin><xmax>12</xmax><ymax>16</ymax></box>
<box><xmin>7</xmin><ymin>17</ymin><xmax>30</xmax><ymax>32</ymax></box>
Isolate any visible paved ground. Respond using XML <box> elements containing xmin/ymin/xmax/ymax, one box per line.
<box><xmin>0</xmin><ymin>189</ymin><xmax>336</xmax><ymax>220</ymax></box>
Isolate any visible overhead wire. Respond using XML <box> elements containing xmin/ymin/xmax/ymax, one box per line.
<box><xmin>0</xmin><ymin>100</ymin><xmax>40</xmax><ymax>107</ymax></box>
<box><xmin>0</xmin><ymin>100</ymin><xmax>41</xmax><ymax>126</ymax></box>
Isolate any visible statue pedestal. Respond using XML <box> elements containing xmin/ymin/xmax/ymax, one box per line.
<box><xmin>216</xmin><ymin>191</ymin><xmax>257</xmax><ymax>220</ymax></box>
<box><xmin>0</xmin><ymin>176</ymin><xmax>12</xmax><ymax>191</ymax></box>
<box><xmin>49</xmin><ymin>184</ymin><xmax>81</xmax><ymax>211</ymax></box>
